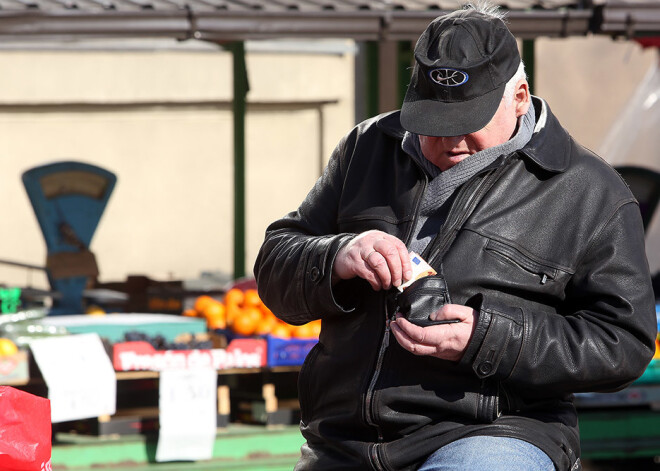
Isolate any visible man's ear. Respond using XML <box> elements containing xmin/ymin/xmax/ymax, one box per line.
<box><xmin>514</xmin><ymin>80</ymin><xmax>531</xmax><ymax>118</ymax></box>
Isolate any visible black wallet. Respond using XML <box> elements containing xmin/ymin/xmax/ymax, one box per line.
<box><xmin>395</xmin><ymin>274</ymin><xmax>457</xmax><ymax>327</ymax></box>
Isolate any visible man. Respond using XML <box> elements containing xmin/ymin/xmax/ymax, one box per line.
<box><xmin>254</xmin><ymin>3</ymin><xmax>657</xmax><ymax>470</ymax></box>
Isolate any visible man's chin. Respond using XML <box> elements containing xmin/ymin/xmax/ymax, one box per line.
<box><xmin>441</xmin><ymin>154</ymin><xmax>471</xmax><ymax>170</ymax></box>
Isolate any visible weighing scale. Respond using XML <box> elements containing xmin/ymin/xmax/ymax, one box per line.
<box><xmin>22</xmin><ymin>161</ymin><xmax>117</xmax><ymax>315</ymax></box>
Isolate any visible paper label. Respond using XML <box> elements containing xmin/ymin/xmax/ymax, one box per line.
<box><xmin>29</xmin><ymin>333</ymin><xmax>116</xmax><ymax>423</ymax></box>
<box><xmin>156</xmin><ymin>368</ymin><xmax>217</xmax><ymax>462</ymax></box>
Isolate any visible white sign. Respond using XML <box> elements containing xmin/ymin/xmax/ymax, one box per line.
<box><xmin>29</xmin><ymin>333</ymin><xmax>116</xmax><ymax>423</ymax></box>
<box><xmin>156</xmin><ymin>368</ymin><xmax>217</xmax><ymax>462</ymax></box>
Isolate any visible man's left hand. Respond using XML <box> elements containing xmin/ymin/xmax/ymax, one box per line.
<box><xmin>390</xmin><ymin>304</ymin><xmax>477</xmax><ymax>362</ymax></box>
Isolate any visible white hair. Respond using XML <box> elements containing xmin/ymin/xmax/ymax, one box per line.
<box><xmin>503</xmin><ymin>61</ymin><xmax>528</xmax><ymax>103</ymax></box>
<box><xmin>445</xmin><ymin>1</ymin><xmax>508</xmax><ymax>22</ymax></box>
<box><xmin>445</xmin><ymin>1</ymin><xmax>527</xmax><ymax>103</ymax></box>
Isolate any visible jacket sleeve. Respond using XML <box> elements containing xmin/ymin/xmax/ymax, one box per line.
<box><xmin>253</xmin><ymin>132</ymin><xmax>357</xmax><ymax>326</ymax></box>
<box><xmin>459</xmin><ymin>200</ymin><xmax>657</xmax><ymax>396</ymax></box>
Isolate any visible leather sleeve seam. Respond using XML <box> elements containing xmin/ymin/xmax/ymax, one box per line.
<box><xmin>574</xmin><ymin>198</ymin><xmax>637</xmax><ymax>269</ymax></box>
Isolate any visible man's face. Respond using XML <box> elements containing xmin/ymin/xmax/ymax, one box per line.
<box><xmin>419</xmin><ymin>81</ymin><xmax>529</xmax><ymax>171</ymax></box>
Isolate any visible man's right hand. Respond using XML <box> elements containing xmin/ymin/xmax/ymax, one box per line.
<box><xmin>333</xmin><ymin>230</ymin><xmax>412</xmax><ymax>291</ymax></box>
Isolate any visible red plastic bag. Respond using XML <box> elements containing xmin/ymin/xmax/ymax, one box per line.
<box><xmin>0</xmin><ymin>386</ymin><xmax>51</xmax><ymax>471</ymax></box>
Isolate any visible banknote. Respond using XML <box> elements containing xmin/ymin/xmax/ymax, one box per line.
<box><xmin>398</xmin><ymin>252</ymin><xmax>437</xmax><ymax>292</ymax></box>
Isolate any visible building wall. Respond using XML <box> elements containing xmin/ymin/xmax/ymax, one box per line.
<box><xmin>0</xmin><ymin>40</ymin><xmax>355</xmax><ymax>291</ymax></box>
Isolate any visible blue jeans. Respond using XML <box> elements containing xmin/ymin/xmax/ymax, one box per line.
<box><xmin>417</xmin><ymin>436</ymin><xmax>555</xmax><ymax>471</ymax></box>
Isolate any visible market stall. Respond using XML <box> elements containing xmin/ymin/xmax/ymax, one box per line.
<box><xmin>0</xmin><ymin>161</ymin><xmax>320</xmax><ymax>469</ymax></box>
<box><xmin>0</xmin><ymin>280</ymin><xmax>319</xmax><ymax>469</ymax></box>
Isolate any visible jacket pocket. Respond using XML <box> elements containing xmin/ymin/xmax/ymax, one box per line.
<box><xmin>298</xmin><ymin>341</ymin><xmax>323</xmax><ymax>426</ymax></box>
<box><xmin>376</xmin><ymin>347</ymin><xmax>504</xmax><ymax>429</ymax></box>
<box><xmin>484</xmin><ymin>238</ymin><xmax>566</xmax><ymax>285</ymax></box>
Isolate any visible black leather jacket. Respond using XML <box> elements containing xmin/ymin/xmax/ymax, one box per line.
<box><xmin>254</xmin><ymin>98</ymin><xmax>657</xmax><ymax>471</ymax></box>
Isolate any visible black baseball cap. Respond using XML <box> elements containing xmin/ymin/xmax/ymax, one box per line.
<box><xmin>400</xmin><ymin>11</ymin><xmax>521</xmax><ymax>137</ymax></box>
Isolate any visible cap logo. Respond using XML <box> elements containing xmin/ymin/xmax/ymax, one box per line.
<box><xmin>429</xmin><ymin>68</ymin><xmax>468</xmax><ymax>87</ymax></box>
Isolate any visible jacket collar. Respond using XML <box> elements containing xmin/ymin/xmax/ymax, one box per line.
<box><xmin>376</xmin><ymin>110</ymin><xmax>406</xmax><ymax>139</ymax></box>
<box><xmin>519</xmin><ymin>96</ymin><xmax>572</xmax><ymax>173</ymax></box>
<box><xmin>377</xmin><ymin>96</ymin><xmax>572</xmax><ymax>174</ymax></box>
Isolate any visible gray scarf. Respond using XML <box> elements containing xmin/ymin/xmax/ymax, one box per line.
<box><xmin>403</xmin><ymin>103</ymin><xmax>537</xmax><ymax>255</ymax></box>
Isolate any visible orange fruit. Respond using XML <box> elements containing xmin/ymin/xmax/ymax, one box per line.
<box><xmin>309</xmin><ymin>320</ymin><xmax>322</xmax><ymax>338</ymax></box>
<box><xmin>182</xmin><ymin>308</ymin><xmax>198</xmax><ymax>317</ymax></box>
<box><xmin>261</xmin><ymin>307</ymin><xmax>278</xmax><ymax>324</ymax></box>
<box><xmin>207</xmin><ymin>314</ymin><xmax>227</xmax><ymax>330</ymax></box>
<box><xmin>0</xmin><ymin>338</ymin><xmax>18</xmax><ymax>357</ymax></box>
<box><xmin>243</xmin><ymin>306</ymin><xmax>263</xmax><ymax>325</ymax></box>
<box><xmin>194</xmin><ymin>295</ymin><xmax>215</xmax><ymax>314</ymax></box>
<box><xmin>270</xmin><ymin>323</ymin><xmax>292</xmax><ymax>339</ymax></box>
<box><xmin>225</xmin><ymin>303</ymin><xmax>242</xmax><ymax>327</ymax></box>
<box><xmin>203</xmin><ymin>302</ymin><xmax>226</xmax><ymax>329</ymax></box>
<box><xmin>255</xmin><ymin>314</ymin><xmax>278</xmax><ymax>336</ymax></box>
<box><xmin>243</xmin><ymin>289</ymin><xmax>262</xmax><ymax>307</ymax></box>
<box><xmin>224</xmin><ymin>288</ymin><xmax>245</xmax><ymax>307</ymax></box>
<box><xmin>231</xmin><ymin>312</ymin><xmax>259</xmax><ymax>336</ymax></box>
<box><xmin>202</xmin><ymin>300</ymin><xmax>225</xmax><ymax>318</ymax></box>
<box><xmin>292</xmin><ymin>323</ymin><xmax>316</xmax><ymax>339</ymax></box>
<box><xmin>254</xmin><ymin>306</ymin><xmax>280</xmax><ymax>336</ymax></box>
<box><xmin>261</xmin><ymin>304</ymin><xmax>275</xmax><ymax>317</ymax></box>
<box><xmin>86</xmin><ymin>305</ymin><xmax>106</xmax><ymax>316</ymax></box>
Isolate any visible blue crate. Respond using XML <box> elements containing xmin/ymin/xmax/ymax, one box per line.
<box><xmin>267</xmin><ymin>335</ymin><xmax>318</xmax><ymax>367</ymax></box>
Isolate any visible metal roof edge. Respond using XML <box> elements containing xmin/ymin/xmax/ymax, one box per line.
<box><xmin>190</xmin><ymin>8</ymin><xmax>594</xmax><ymax>41</ymax></box>
<box><xmin>0</xmin><ymin>1</ymin><xmax>656</xmax><ymax>43</ymax></box>
<box><xmin>596</xmin><ymin>1</ymin><xmax>660</xmax><ymax>38</ymax></box>
<box><xmin>193</xmin><ymin>10</ymin><xmax>382</xmax><ymax>41</ymax></box>
<box><xmin>0</xmin><ymin>11</ymin><xmax>191</xmax><ymax>41</ymax></box>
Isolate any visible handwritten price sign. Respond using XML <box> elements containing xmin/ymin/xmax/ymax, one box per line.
<box><xmin>29</xmin><ymin>333</ymin><xmax>116</xmax><ymax>423</ymax></box>
<box><xmin>156</xmin><ymin>368</ymin><xmax>217</xmax><ymax>462</ymax></box>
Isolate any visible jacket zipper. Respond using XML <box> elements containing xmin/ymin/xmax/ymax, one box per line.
<box><xmin>484</xmin><ymin>240</ymin><xmax>557</xmax><ymax>284</ymax></box>
<box><xmin>364</xmin><ymin>299</ymin><xmax>391</xmax><ymax>440</ymax></box>
<box><xmin>363</xmin><ymin>156</ymin><xmax>513</xmax><ymax>470</ymax></box>
<box><xmin>423</xmin><ymin>156</ymin><xmax>514</xmax><ymax>266</ymax></box>
<box><xmin>495</xmin><ymin>251</ymin><xmax>556</xmax><ymax>284</ymax></box>
<box><xmin>402</xmin><ymin>165</ymin><xmax>429</xmax><ymax>247</ymax></box>
<box><xmin>363</xmin><ymin>166</ymin><xmax>428</xmax><ymax>471</ymax></box>
<box><xmin>420</xmin><ymin>157</ymin><xmax>513</xmax><ymax>425</ymax></box>
<box><xmin>421</xmin><ymin>176</ymin><xmax>485</xmax><ymax>263</ymax></box>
